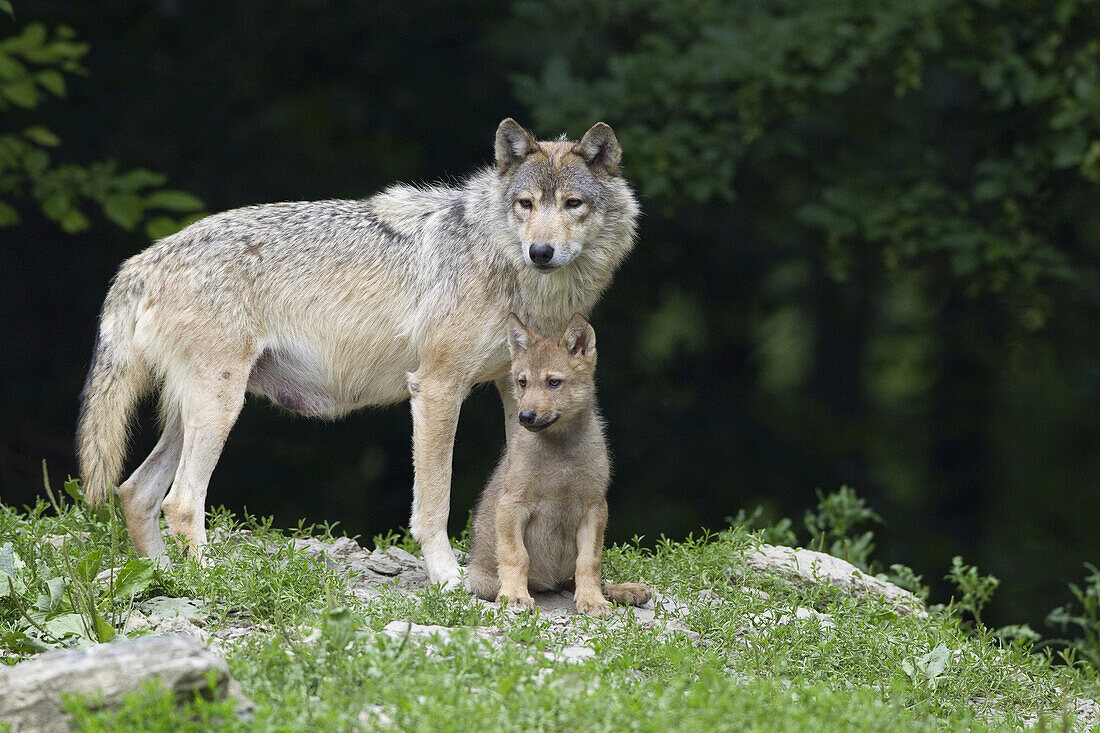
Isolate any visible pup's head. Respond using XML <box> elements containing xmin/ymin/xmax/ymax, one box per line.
<box><xmin>506</xmin><ymin>313</ymin><xmax>597</xmax><ymax>433</ymax></box>
<box><xmin>495</xmin><ymin>118</ymin><xmax>625</xmax><ymax>272</ymax></box>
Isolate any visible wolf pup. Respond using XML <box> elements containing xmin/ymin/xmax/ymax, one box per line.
<box><xmin>77</xmin><ymin>119</ymin><xmax>638</xmax><ymax>588</ymax></box>
<box><xmin>467</xmin><ymin>314</ymin><xmax>650</xmax><ymax>615</ymax></box>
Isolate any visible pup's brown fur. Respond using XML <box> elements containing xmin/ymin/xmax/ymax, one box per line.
<box><xmin>467</xmin><ymin>314</ymin><xmax>650</xmax><ymax>615</ymax></box>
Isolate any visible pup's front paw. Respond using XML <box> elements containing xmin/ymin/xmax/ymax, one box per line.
<box><xmin>497</xmin><ymin>590</ymin><xmax>536</xmax><ymax>611</ymax></box>
<box><xmin>575</xmin><ymin>592</ymin><xmax>611</xmax><ymax>616</ymax></box>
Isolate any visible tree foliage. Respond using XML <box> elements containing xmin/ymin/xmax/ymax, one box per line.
<box><xmin>0</xmin><ymin>16</ymin><xmax>202</xmax><ymax>238</ymax></box>
<box><xmin>508</xmin><ymin>0</ymin><xmax>1100</xmax><ymax>625</ymax></box>
<box><xmin>512</xmin><ymin>0</ymin><xmax>1100</xmax><ymax>319</ymax></box>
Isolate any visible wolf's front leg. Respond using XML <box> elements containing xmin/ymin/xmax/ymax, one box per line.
<box><xmin>408</xmin><ymin>371</ymin><xmax>467</xmax><ymax>589</ymax></box>
<box><xmin>495</xmin><ymin>499</ymin><xmax>535</xmax><ymax>610</ymax></box>
<box><xmin>574</xmin><ymin>501</ymin><xmax>611</xmax><ymax>616</ymax></box>
<box><xmin>494</xmin><ymin>375</ymin><xmax>519</xmax><ymax>449</ymax></box>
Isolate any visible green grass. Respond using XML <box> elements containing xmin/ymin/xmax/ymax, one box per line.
<box><xmin>3</xmin><ymin>484</ymin><xmax>1099</xmax><ymax>732</ymax></box>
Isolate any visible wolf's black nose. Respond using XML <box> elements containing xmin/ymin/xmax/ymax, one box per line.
<box><xmin>529</xmin><ymin>243</ymin><xmax>555</xmax><ymax>265</ymax></box>
<box><xmin>519</xmin><ymin>410</ymin><xmax>537</xmax><ymax>425</ymax></box>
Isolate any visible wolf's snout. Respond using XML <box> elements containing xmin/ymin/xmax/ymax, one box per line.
<box><xmin>519</xmin><ymin>409</ymin><xmax>537</xmax><ymax>426</ymax></box>
<box><xmin>528</xmin><ymin>243</ymin><xmax>555</xmax><ymax>266</ymax></box>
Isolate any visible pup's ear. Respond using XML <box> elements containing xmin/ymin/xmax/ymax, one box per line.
<box><xmin>506</xmin><ymin>313</ymin><xmax>534</xmax><ymax>358</ymax></box>
<box><xmin>562</xmin><ymin>314</ymin><xmax>596</xmax><ymax>358</ymax></box>
<box><xmin>495</xmin><ymin>119</ymin><xmax>538</xmax><ymax>172</ymax></box>
<box><xmin>576</xmin><ymin>122</ymin><xmax>622</xmax><ymax>176</ymax></box>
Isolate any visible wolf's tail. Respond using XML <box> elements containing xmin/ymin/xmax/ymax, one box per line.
<box><xmin>77</xmin><ymin>264</ymin><xmax>152</xmax><ymax>507</ymax></box>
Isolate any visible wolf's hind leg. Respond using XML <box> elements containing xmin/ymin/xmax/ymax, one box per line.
<box><xmin>118</xmin><ymin>407</ymin><xmax>183</xmax><ymax>558</ymax></box>
<box><xmin>162</xmin><ymin>366</ymin><xmax>248</xmax><ymax>557</ymax></box>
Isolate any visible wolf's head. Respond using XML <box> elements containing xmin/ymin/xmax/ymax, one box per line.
<box><xmin>495</xmin><ymin>118</ymin><xmax>632</xmax><ymax>273</ymax></box>
<box><xmin>505</xmin><ymin>313</ymin><xmax>597</xmax><ymax>433</ymax></box>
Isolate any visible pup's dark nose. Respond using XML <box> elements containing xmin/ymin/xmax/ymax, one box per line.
<box><xmin>529</xmin><ymin>243</ymin><xmax>555</xmax><ymax>265</ymax></box>
<box><xmin>519</xmin><ymin>410</ymin><xmax>537</xmax><ymax>425</ymax></box>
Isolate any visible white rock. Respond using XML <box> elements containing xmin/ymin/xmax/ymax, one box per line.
<box><xmin>545</xmin><ymin>645</ymin><xmax>596</xmax><ymax>664</ymax></box>
<box><xmin>742</xmin><ymin>545</ymin><xmax>926</xmax><ymax>617</ymax></box>
<box><xmin>0</xmin><ymin>635</ymin><xmax>230</xmax><ymax>733</ymax></box>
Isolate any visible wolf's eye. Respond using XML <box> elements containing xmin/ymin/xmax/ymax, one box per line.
<box><xmin>518</xmin><ymin>377</ymin><xmax>527</xmax><ymax>389</ymax></box>
<box><xmin>517</xmin><ymin>198</ymin><xmax>533</xmax><ymax>210</ymax></box>
<box><xmin>564</xmin><ymin>198</ymin><xmax>583</xmax><ymax>209</ymax></box>
<box><xmin>547</xmin><ymin>378</ymin><xmax>562</xmax><ymax>388</ymax></box>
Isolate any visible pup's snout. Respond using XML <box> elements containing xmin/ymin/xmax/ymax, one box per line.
<box><xmin>528</xmin><ymin>243</ymin><xmax>555</xmax><ymax>266</ymax></box>
<box><xmin>518</xmin><ymin>410</ymin><xmax>560</xmax><ymax>432</ymax></box>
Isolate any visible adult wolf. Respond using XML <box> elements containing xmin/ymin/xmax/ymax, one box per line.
<box><xmin>77</xmin><ymin>118</ymin><xmax>639</xmax><ymax>588</ymax></box>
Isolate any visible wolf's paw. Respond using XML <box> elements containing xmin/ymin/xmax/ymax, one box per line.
<box><xmin>605</xmin><ymin>582</ymin><xmax>652</xmax><ymax>607</ymax></box>
<box><xmin>423</xmin><ymin>548</ymin><xmax>464</xmax><ymax>590</ymax></box>
<box><xmin>575</xmin><ymin>593</ymin><xmax>611</xmax><ymax>617</ymax></box>
<box><xmin>497</xmin><ymin>590</ymin><xmax>536</xmax><ymax>611</ymax></box>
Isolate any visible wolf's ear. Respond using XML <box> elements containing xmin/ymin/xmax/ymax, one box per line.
<box><xmin>562</xmin><ymin>314</ymin><xmax>596</xmax><ymax>358</ymax></box>
<box><xmin>495</xmin><ymin>119</ymin><xmax>538</xmax><ymax>172</ymax></box>
<box><xmin>506</xmin><ymin>313</ymin><xmax>534</xmax><ymax>358</ymax></box>
<box><xmin>576</xmin><ymin>122</ymin><xmax>622</xmax><ymax>176</ymax></box>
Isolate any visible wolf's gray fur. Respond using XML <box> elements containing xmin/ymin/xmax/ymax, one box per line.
<box><xmin>77</xmin><ymin>119</ymin><xmax>638</xmax><ymax>587</ymax></box>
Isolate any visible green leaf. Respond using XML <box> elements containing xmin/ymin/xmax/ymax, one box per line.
<box><xmin>62</xmin><ymin>478</ymin><xmax>84</xmax><ymax>502</ymax></box>
<box><xmin>114</xmin><ymin>167</ymin><xmax>167</xmax><ymax>190</ymax></box>
<box><xmin>102</xmin><ymin>193</ymin><xmax>144</xmax><ymax>230</ymax></box>
<box><xmin>145</xmin><ymin>216</ymin><xmax>183</xmax><ymax>240</ymax></box>
<box><xmin>1052</xmin><ymin>130</ymin><xmax>1087</xmax><ymax>168</ymax></box>
<box><xmin>1</xmin><ymin>630</ymin><xmax>50</xmax><ymax>655</ymax></box>
<box><xmin>40</xmin><ymin>194</ymin><xmax>72</xmax><ymax>222</ymax></box>
<box><xmin>2</xmin><ymin>78</ymin><xmax>38</xmax><ymax>108</ymax></box>
<box><xmin>23</xmin><ymin>125</ymin><xmax>60</xmax><ymax>147</ymax></box>
<box><xmin>39</xmin><ymin>576</ymin><xmax>67</xmax><ymax>612</ymax></box>
<box><xmin>924</xmin><ymin>643</ymin><xmax>950</xmax><ymax>678</ymax></box>
<box><xmin>91</xmin><ymin>608</ymin><xmax>115</xmax><ymax>642</ymax></box>
<box><xmin>51</xmin><ymin>204</ymin><xmax>90</xmax><ymax>233</ymax></box>
<box><xmin>0</xmin><ymin>51</ymin><xmax>25</xmax><ymax>78</ymax></box>
<box><xmin>144</xmin><ymin>189</ymin><xmax>204</xmax><ymax>212</ymax></box>
<box><xmin>35</xmin><ymin>69</ymin><xmax>65</xmax><ymax>97</ymax></box>
<box><xmin>23</xmin><ymin>147</ymin><xmax>49</xmax><ymax>176</ymax></box>
<box><xmin>42</xmin><ymin>612</ymin><xmax>87</xmax><ymax>639</ymax></box>
<box><xmin>0</xmin><ymin>1</ymin><xmax>13</xmax><ymax>18</ymax></box>
<box><xmin>75</xmin><ymin>548</ymin><xmax>103</xmax><ymax>583</ymax></box>
<box><xmin>138</xmin><ymin>595</ymin><xmax>207</xmax><ymax>619</ymax></box>
<box><xmin>111</xmin><ymin>558</ymin><xmax>155</xmax><ymax>601</ymax></box>
<box><xmin>21</xmin><ymin>22</ymin><xmax>47</xmax><ymax>48</ymax></box>
<box><xmin>0</xmin><ymin>200</ymin><xmax>19</xmax><ymax>226</ymax></box>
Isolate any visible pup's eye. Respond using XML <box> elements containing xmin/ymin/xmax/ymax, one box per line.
<box><xmin>517</xmin><ymin>198</ymin><xmax>533</xmax><ymax>210</ymax></box>
<box><xmin>564</xmin><ymin>198</ymin><xmax>583</xmax><ymax>209</ymax></box>
<box><xmin>547</xmin><ymin>378</ymin><xmax>562</xmax><ymax>388</ymax></box>
<box><xmin>518</xmin><ymin>377</ymin><xmax>527</xmax><ymax>389</ymax></box>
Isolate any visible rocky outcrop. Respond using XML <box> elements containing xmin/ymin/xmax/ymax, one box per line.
<box><xmin>0</xmin><ymin>635</ymin><xmax>233</xmax><ymax>733</ymax></box>
<box><xmin>740</xmin><ymin>544</ymin><xmax>927</xmax><ymax>617</ymax></box>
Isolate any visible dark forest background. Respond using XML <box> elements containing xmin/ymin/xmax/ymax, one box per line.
<box><xmin>2</xmin><ymin>1</ymin><xmax>1098</xmax><ymax>632</ymax></box>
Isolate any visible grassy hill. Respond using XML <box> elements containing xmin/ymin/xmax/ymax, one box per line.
<box><xmin>2</xmin><ymin>482</ymin><xmax>1098</xmax><ymax>731</ymax></box>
